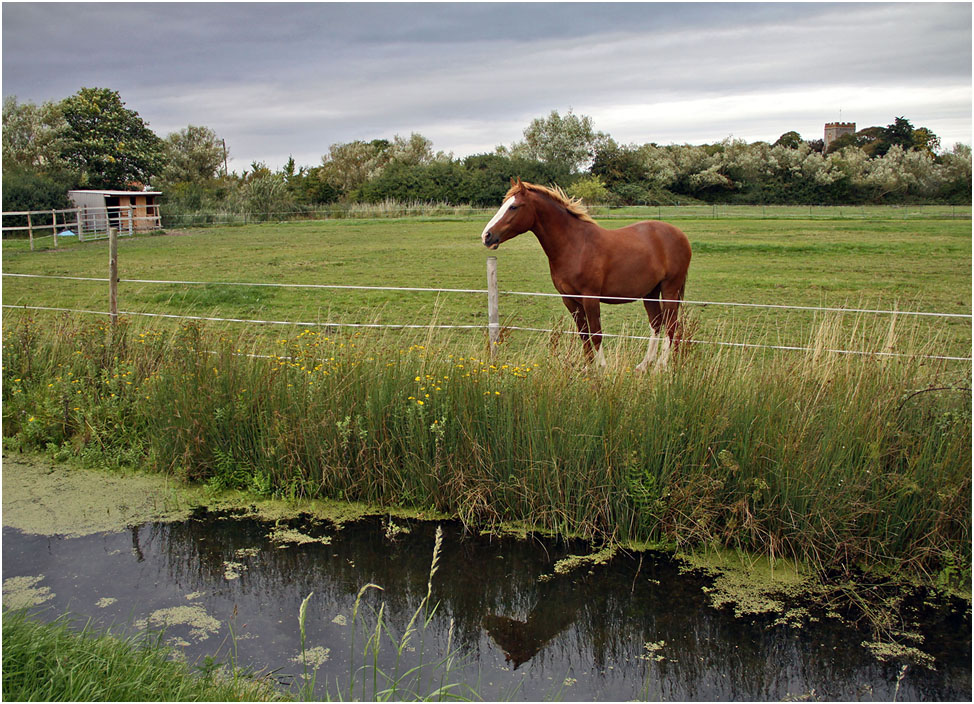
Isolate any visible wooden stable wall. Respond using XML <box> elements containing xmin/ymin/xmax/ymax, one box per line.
<box><xmin>104</xmin><ymin>194</ymin><xmax>160</xmax><ymax>231</ymax></box>
<box><xmin>69</xmin><ymin>190</ymin><xmax>162</xmax><ymax>233</ymax></box>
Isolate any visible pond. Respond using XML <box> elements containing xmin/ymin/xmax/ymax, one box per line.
<box><xmin>2</xmin><ymin>508</ymin><xmax>970</xmax><ymax>701</ymax></box>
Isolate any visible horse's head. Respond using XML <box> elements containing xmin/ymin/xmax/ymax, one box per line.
<box><xmin>481</xmin><ymin>178</ymin><xmax>535</xmax><ymax>250</ymax></box>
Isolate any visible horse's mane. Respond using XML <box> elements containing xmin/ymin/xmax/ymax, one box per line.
<box><xmin>505</xmin><ymin>181</ymin><xmax>596</xmax><ymax>224</ymax></box>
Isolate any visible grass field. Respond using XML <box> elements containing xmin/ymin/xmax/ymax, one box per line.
<box><xmin>2</xmin><ymin>212</ymin><xmax>971</xmax><ymax>588</ymax></box>
<box><xmin>2</xmin><ymin>212</ymin><xmax>971</xmax><ymax>359</ymax></box>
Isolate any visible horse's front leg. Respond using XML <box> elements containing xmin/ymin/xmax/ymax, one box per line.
<box><xmin>581</xmin><ymin>298</ymin><xmax>607</xmax><ymax>369</ymax></box>
<box><xmin>562</xmin><ymin>296</ymin><xmax>593</xmax><ymax>363</ymax></box>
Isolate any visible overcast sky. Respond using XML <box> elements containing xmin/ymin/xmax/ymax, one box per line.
<box><xmin>2</xmin><ymin>2</ymin><xmax>971</xmax><ymax>172</ymax></box>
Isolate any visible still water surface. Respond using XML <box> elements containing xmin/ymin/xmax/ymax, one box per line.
<box><xmin>2</xmin><ymin>509</ymin><xmax>969</xmax><ymax>700</ymax></box>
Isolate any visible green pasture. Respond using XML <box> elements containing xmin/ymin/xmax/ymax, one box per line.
<box><xmin>3</xmin><ymin>212</ymin><xmax>971</xmax><ymax>359</ymax></box>
<box><xmin>4</xmin><ymin>210</ymin><xmax>972</xmax><ymax>586</ymax></box>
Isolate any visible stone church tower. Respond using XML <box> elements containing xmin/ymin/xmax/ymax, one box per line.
<box><xmin>824</xmin><ymin>122</ymin><xmax>856</xmax><ymax>151</ymax></box>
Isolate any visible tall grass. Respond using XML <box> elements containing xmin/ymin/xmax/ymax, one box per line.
<box><xmin>2</xmin><ymin>310</ymin><xmax>970</xmax><ymax>586</ymax></box>
<box><xmin>1</xmin><ymin>609</ymin><xmax>280</xmax><ymax>701</ymax></box>
<box><xmin>307</xmin><ymin>525</ymin><xmax>477</xmax><ymax>701</ymax></box>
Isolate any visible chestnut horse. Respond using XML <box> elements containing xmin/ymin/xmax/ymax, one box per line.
<box><xmin>481</xmin><ymin>178</ymin><xmax>691</xmax><ymax>370</ymax></box>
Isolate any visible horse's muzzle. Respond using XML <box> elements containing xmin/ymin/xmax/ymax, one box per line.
<box><xmin>483</xmin><ymin>231</ymin><xmax>500</xmax><ymax>250</ymax></box>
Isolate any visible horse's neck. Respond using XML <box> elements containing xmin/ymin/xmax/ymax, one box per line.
<box><xmin>530</xmin><ymin>197</ymin><xmax>592</xmax><ymax>263</ymax></box>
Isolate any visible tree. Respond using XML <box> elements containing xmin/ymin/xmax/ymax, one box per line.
<box><xmin>879</xmin><ymin>116</ymin><xmax>915</xmax><ymax>156</ymax></box>
<box><xmin>161</xmin><ymin>125</ymin><xmax>225</xmax><ymax>183</ymax></box>
<box><xmin>320</xmin><ymin>139</ymin><xmax>392</xmax><ymax>194</ymax></box>
<box><xmin>58</xmin><ymin>87</ymin><xmax>164</xmax><ymax>189</ymax></box>
<box><xmin>2</xmin><ymin>97</ymin><xmax>71</xmax><ymax>173</ymax></box>
<box><xmin>567</xmin><ymin>175</ymin><xmax>610</xmax><ymax>205</ymax></box>
<box><xmin>286</xmin><ymin>166</ymin><xmax>341</xmax><ymax>205</ymax></box>
<box><xmin>511</xmin><ymin>109</ymin><xmax>606</xmax><ymax>173</ymax></box>
<box><xmin>2</xmin><ymin>167</ymin><xmax>73</xmax><ymax>216</ymax></box>
<box><xmin>825</xmin><ymin>126</ymin><xmax>883</xmax><ymax>156</ymax></box>
<box><xmin>936</xmin><ymin>143</ymin><xmax>972</xmax><ymax>202</ymax></box>
<box><xmin>387</xmin><ymin>133</ymin><xmax>438</xmax><ymax>167</ymax></box>
<box><xmin>912</xmin><ymin>127</ymin><xmax>941</xmax><ymax>155</ymax></box>
<box><xmin>591</xmin><ymin>139</ymin><xmax>650</xmax><ymax>190</ymax></box>
<box><xmin>773</xmin><ymin>131</ymin><xmax>803</xmax><ymax>149</ymax></box>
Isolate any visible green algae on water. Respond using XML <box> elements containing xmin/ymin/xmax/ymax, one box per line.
<box><xmin>222</xmin><ymin>561</ymin><xmax>247</xmax><ymax>580</ymax></box>
<box><xmin>1</xmin><ymin>451</ymin><xmax>443</xmax><ymax>539</ymax></box>
<box><xmin>677</xmin><ymin>548</ymin><xmax>812</xmax><ymax>618</ymax></box>
<box><xmin>268</xmin><ymin>526</ymin><xmax>333</xmax><ymax>547</ymax></box>
<box><xmin>135</xmin><ymin>605</ymin><xmax>222</xmax><ymax>643</ymax></box>
<box><xmin>1</xmin><ymin>454</ymin><xmax>196</xmax><ymax>538</ymax></box>
<box><xmin>2</xmin><ymin>575</ymin><xmax>54</xmax><ymax>610</ymax></box>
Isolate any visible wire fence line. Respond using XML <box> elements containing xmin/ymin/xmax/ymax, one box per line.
<box><xmin>3</xmin><ymin>272</ymin><xmax>971</xmax><ymax>320</ymax></box>
<box><xmin>3</xmin><ymin>298</ymin><xmax>971</xmax><ymax>363</ymax></box>
<box><xmin>155</xmin><ymin>203</ymin><xmax>974</xmax><ymax>228</ymax></box>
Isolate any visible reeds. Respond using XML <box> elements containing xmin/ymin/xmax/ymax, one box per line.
<box><xmin>2</xmin><ymin>309</ymin><xmax>970</xmax><ymax>586</ymax></box>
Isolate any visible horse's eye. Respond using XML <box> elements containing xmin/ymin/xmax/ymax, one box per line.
<box><xmin>509</xmin><ymin>205</ymin><xmax>519</xmax><ymax>211</ymax></box>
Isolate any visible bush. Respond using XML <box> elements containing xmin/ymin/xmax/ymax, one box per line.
<box><xmin>1</xmin><ymin>168</ymin><xmax>73</xmax><ymax>230</ymax></box>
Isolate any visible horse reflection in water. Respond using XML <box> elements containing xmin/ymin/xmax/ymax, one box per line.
<box><xmin>481</xmin><ymin>178</ymin><xmax>692</xmax><ymax>370</ymax></box>
<box><xmin>483</xmin><ymin>609</ymin><xmax>579</xmax><ymax>670</ymax></box>
<box><xmin>482</xmin><ymin>572</ymin><xmax>590</xmax><ymax>670</ymax></box>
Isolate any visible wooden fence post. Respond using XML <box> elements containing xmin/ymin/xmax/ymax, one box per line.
<box><xmin>52</xmin><ymin>210</ymin><xmax>58</xmax><ymax>249</ymax></box>
<box><xmin>27</xmin><ymin>212</ymin><xmax>34</xmax><ymax>251</ymax></box>
<box><xmin>109</xmin><ymin>228</ymin><xmax>119</xmax><ymax>327</ymax></box>
<box><xmin>487</xmin><ymin>256</ymin><xmax>500</xmax><ymax>355</ymax></box>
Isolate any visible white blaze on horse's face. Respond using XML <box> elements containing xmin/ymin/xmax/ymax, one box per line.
<box><xmin>482</xmin><ymin>197</ymin><xmax>516</xmax><ymax>250</ymax></box>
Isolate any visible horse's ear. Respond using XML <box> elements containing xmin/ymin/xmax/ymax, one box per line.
<box><xmin>510</xmin><ymin>176</ymin><xmax>524</xmax><ymax>192</ymax></box>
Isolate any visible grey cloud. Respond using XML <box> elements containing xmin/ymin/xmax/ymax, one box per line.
<box><xmin>2</xmin><ymin>2</ymin><xmax>969</xmax><ymax>169</ymax></box>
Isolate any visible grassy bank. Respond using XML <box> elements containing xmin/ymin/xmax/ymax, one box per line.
<box><xmin>1</xmin><ymin>609</ymin><xmax>281</xmax><ymax>701</ymax></box>
<box><xmin>3</xmin><ymin>310</ymin><xmax>969</xmax><ymax>588</ymax></box>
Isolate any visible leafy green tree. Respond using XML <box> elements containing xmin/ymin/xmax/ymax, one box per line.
<box><xmin>773</xmin><ymin>131</ymin><xmax>803</xmax><ymax>149</ymax></box>
<box><xmin>912</xmin><ymin>127</ymin><xmax>941</xmax><ymax>155</ymax></box>
<box><xmin>286</xmin><ymin>166</ymin><xmax>342</xmax><ymax>205</ymax></box>
<box><xmin>936</xmin><ymin>143</ymin><xmax>972</xmax><ymax>202</ymax></box>
<box><xmin>566</xmin><ymin>175</ymin><xmax>609</xmax><ymax>205</ymax></box>
<box><xmin>2</xmin><ymin>97</ymin><xmax>71</xmax><ymax>173</ymax></box>
<box><xmin>320</xmin><ymin>139</ymin><xmax>392</xmax><ymax>195</ymax></box>
<box><xmin>591</xmin><ymin>139</ymin><xmax>649</xmax><ymax>191</ymax></box>
<box><xmin>825</xmin><ymin>126</ymin><xmax>883</xmax><ymax>156</ymax></box>
<box><xmin>509</xmin><ymin>109</ymin><xmax>606</xmax><ymax>173</ymax></box>
<box><xmin>58</xmin><ymin>87</ymin><xmax>164</xmax><ymax>189</ymax></box>
<box><xmin>879</xmin><ymin>116</ymin><xmax>915</xmax><ymax>156</ymax></box>
<box><xmin>1</xmin><ymin>167</ymin><xmax>73</xmax><ymax>218</ymax></box>
<box><xmin>387</xmin><ymin>133</ymin><xmax>442</xmax><ymax>167</ymax></box>
<box><xmin>161</xmin><ymin>125</ymin><xmax>225</xmax><ymax>183</ymax></box>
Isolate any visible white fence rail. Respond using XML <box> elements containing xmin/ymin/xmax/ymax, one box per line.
<box><xmin>4</xmin><ymin>272</ymin><xmax>971</xmax><ymax>320</ymax></box>
<box><xmin>2</xmin><ymin>204</ymin><xmax>162</xmax><ymax>250</ymax></box>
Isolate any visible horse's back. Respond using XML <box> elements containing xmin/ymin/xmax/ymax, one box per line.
<box><xmin>610</xmin><ymin>220</ymin><xmax>691</xmax><ymax>273</ymax></box>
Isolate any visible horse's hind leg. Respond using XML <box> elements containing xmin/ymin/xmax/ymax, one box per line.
<box><xmin>656</xmin><ymin>280</ymin><xmax>686</xmax><ymax>368</ymax></box>
<box><xmin>636</xmin><ymin>291</ymin><xmax>664</xmax><ymax>372</ymax></box>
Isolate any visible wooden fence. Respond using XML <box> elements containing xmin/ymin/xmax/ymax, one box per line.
<box><xmin>1</xmin><ymin>204</ymin><xmax>162</xmax><ymax>250</ymax></box>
